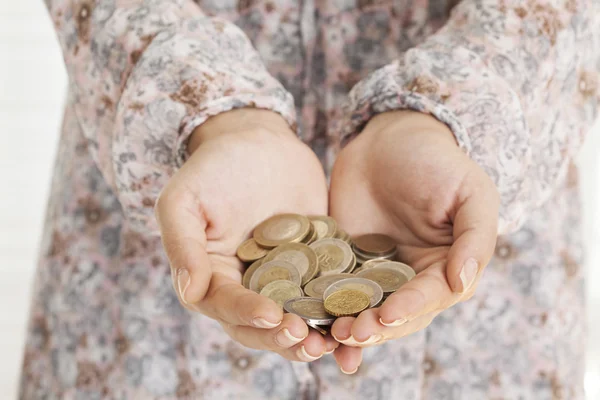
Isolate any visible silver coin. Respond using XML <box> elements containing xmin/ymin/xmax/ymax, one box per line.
<box><xmin>249</xmin><ymin>260</ymin><xmax>301</xmax><ymax>293</ymax></box>
<box><xmin>305</xmin><ymin>320</ymin><xmax>328</xmax><ymax>335</ymax></box>
<box><xmin>303</xmin><ymin>273</ymin><xmax>354</xmax><ymax>298</ymax></box>
<box><xmin>283</xmin><ymin>297</ymin><xmax>336</xmax><ymax>326</ymax></box>
<box><xmin>309</xmin><ymin>238</ymin><xmax>354</xmax><ymax>276</ymax></box>
<box><xmin>322</xmin><ymin>277</ymin><xmax>383</xmax><ymax>308</ymax></box>
<box><xmin>355</xmin><ymin>267</ymin><xmax>412</xmax><ymax>293</ymax></box>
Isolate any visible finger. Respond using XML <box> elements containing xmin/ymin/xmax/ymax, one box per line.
<box><xmin>359</xmin><ymin>311</ymin><xmax>440</xmax><ymax>346</ymax></box>
<box><xmin>333</xmin><ymin>345</ymin><xmax>363</xmax><ymax>375</ymax></box>
<box><xmin>155</xmin><ymin>179</ymin><xmax>212</xmax><ymax>304</ymax></box>
<box><xmin>221</xmin><ymin>312</ymin><xmax>309</xmax><ymax>352</ymax></box>
<box><xmin>378</xmin><ymin>261</ymin><xmax>456</xmax><ymax>326</ymax></box>
<box><xmin>446</xmin><ymin>170</ymin><xmax>499</xmax><ymax>293</ymax></box>
<box><xmin>324</xmin><ymin>334</ymin><xmax>341</xmax><ymax>354</ymax></box>
<box><xmin>330</xmin><ymin>317</ymin><xmax>355</xmax><ymax>342</ymax></box>
<box><xmin>199</xmin><ymin>272</ymin><xmax>284</xmax><ymax>328</ymax></box>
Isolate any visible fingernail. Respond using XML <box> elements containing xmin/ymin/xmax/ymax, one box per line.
<box><xmin>379</xmin><ymin>317</ymin><xmax>407</xmax><ymax>327</ymax></box>
<box><xmin>339</xmin><ymin>335</ymin><xmax>359</xmax><ymax>346</ymax></box>
<box><xmin>296</xmin><ymin>346</ymin><xmax>323</xmax><ymax>362</ymax></box>
<box><xmin>252</xmin><ymin>317</ymin><xmax>281</xmax><ymax>329</ymax></box>
<box><xmin>324</xmin><ymin>348</ymin><xmax>336</xmax><ymax>355</ymax></box>
<box><xmin>459</xmin><ymin>258</ymin><xmax>479</xmax><ymax>293</ymax></box>
<box><xmin>176</xmin><ymin>269</ymin><xmax>190</xmax><ymax>304</ymax></box>
<box><xmin>340</xmin><ymin>366</ymin><xmax>359</xmax><ymax>375</ymax></box>
<box><xmin>275</xmin><ymin>328</ymin><xmax>305</xmax><ymax>347</ymax></box>
<box><xmin>355</xmin><ymin>334</ymin><xmax>382</xmax><ymax>345</ymax></box>
<box><xmin>332</xmin><ymin>332</ymin><xmax>351</xmax><ymax>342</ymax></box>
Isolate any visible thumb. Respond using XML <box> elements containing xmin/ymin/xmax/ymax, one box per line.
<box><xmin>446</xmin><ymin>170</ymin><xmax>500</xmax><ymax>293</ymax></box>
<box><xmin>155</xmin><ymin>179</ymin><xmax>212</xmax><ymax>305</ymax></box>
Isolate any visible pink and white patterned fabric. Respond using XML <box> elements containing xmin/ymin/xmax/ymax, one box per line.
<box><xmin>20</xmin><ymin>0</ymin><xmax>599</xmax><ymax>398</ymax></box>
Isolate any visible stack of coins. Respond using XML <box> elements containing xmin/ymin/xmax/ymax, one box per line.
<box><xmin>237</xmin><ymin>213</ymin><xmax>416</xmax><ymax>334</ymax></box>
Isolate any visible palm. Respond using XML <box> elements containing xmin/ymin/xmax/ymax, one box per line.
<box><xmin>328</xmin><ymin>111</ymin><xmax>499</xmax><ymax>347</ymax></box>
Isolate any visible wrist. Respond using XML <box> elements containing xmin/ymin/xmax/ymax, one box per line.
<box><xmin>188</xmin><ymin>108</ymin><xmax>296</xmax><ymax>154</ymax></box>
<box><xmin>361</xmin><ymin>110</ymin><xmax>457</xmax><ymax>147</ymax></box>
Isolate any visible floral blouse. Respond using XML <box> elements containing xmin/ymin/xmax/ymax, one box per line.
<box><xmin>20</xmin><ymin>0</ymin><xmax>599</xmax><ymax>399</ymax></box>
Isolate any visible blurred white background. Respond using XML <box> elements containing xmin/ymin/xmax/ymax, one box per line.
<box><xmin>0</xmin><ymin>1</ymin><xmax>599</xmax><ymax>399</ymax></box>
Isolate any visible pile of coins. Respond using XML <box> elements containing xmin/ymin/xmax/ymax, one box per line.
<box><xmin>237</xmin><ymin>214</ymin><xmax>416</xmax><ymax>334</ymax></box>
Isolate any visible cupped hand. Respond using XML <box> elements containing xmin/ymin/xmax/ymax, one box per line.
<box><xmin>155</xmin><ymin>109</ymin><xmax>338</xmax><ymax>362</ymax></box>
<box><xmin>328</xmin><ymin>111</ymin><xmax>500</xmax><ymax>372</ymax></box>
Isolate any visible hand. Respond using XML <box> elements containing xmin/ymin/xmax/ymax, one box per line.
<box><xmin>328</xmin><ymin>111</ymin><xmax>499</xmax><ymax>372</ymax></box>
<box><xmin>155</xmin><ymin>109</ymin><xmax>339</xmax><ymax>362</ymax></box>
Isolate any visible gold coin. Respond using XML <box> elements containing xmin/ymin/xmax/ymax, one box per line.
<box><xmin>309</xmin><ymin>238</ymin><xmax>353</xmax><ymax>276</ymax></box>
<box><xmin>303</xmin><ymin>273</ymin><xmax>353</xmax><ymax>298</ymax></box>
<box><xmin>324</xmin><ymin>289</ymin><xmax>370</xmax><ymax>317</ymax></box>
<box><xmin>283</xmin><ymin>297</ymin><xmax>336</xmax><ymax>325</ymax></box>
<box><xmin>263</xmin><ymin>243</ymin><xmax>318</xmax><ymax>286</ymax></box>
<box><xmin>236</xmin><ymin>238</ymin><xmax>269</xmax><ymax>262</ymax></box>
<box><xmin>335</xmin><ymin>229</ymin><xmax>352</xmax><ymax>244</ymax></box>
<box><xmin>243</xmin><ymin>258</ymin><xmax>264</xmax><ymax>289</ymax></box>
<box><xmin>355</xmin><ymin>267</ymin><xmax>411</xmax><ymax>293</ymax></box>
<box><xmin>322</xmin><ymin>277</ymin><xmax>383</xmax><ymax>308</ymax></box>
<box><xmin>260</xmin><ymin>280</ymin><xmax>304</xmax><ymax>308</ymax></box>
<box><xmin>253</xmin><ymin>214</ymin><xmax>311</xmax><ymax>248</ymax></box>
<box><xmin>352</xmin><ymin>234</ymin><xmax>396</xmax><ymax>257</ymax></box>
<box><xmin>249</xmin><ymin>260</ymin><xmax>301</xmax><ymax>293</ymax></box>
<box><xmin>308</xmin><ymin>216</ymin><xmax>337</xmax><ymax>240</ymax></box>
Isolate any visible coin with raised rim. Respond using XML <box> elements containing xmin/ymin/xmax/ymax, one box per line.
<box><xmin>263</xmin><ymin>243</ymin><xmax>318</xmax><ymax>286</ymax></box>
<box><xmin>309</xmin><ymin>238</ymin><xmax>354</xmax><ymax>276</ymax></box>
<box><xmin>243</xmin><ymin>258</ymin><xmax>264</xmax><ymax>289</ymax></box>
<box><xmin>355</xmin><ymin>267</ymin><xmax>412</xmax><ymax>293</ymax></box>
<box><xmin>372</xmin><ymin>261</ymin><xmax>416</xmax><ymax>280</ymax></box>
<box><xmin>323</xmin><ymin>277</ymin><xmax>383</xmax><ymax>308</ymax></box>
<box><xmin>353</xmin><ymin>258</ymin><xmax>387</xmax><ymax>274</ymax></box>
<box><xmin>309</xmin><ymin>216</ymin><xmax>337</xmax><ymax>240</ymax></box>
<box><xmin>324</xmin><ymin>289</ymin><xmax>370</xmax><ymax>317</ymax></box>
<box><xmin>260</xmin><ymin>280</ymin><xmax>304</xmax><ymax>308</ymax></box>
<box><xmin>283</xmin><ymin>297</ymin><xmax>336</xmax><ymax>325</ymax></box>
<box><xmin>254</xmin><ymin>214</ymin><xmax>311</xmax><ymax>248</ymax></box>
<box><xmin>236</xmin><ymin>238</ymin><xmax>269</xmax><ymax>262</ymax></box>
<box><xmin>249</xmin><ymin>260</ymin><xmax>301</xmax><ymax>293</ymax></box>
<box><xmin>303</xmin><ymin>273</ymin><xmax>353</xmax><ymax>298</ymax></box>
<box><xmin>352</xmin><ymin>234</ymin><xmax>397</xmax><ymax>257</ymax></box>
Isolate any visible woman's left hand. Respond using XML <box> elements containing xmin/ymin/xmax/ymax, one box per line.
<box><xmin>328</xmin><ymin>110</ymin><xmax>500</xmax><ymax>373</ymax></box>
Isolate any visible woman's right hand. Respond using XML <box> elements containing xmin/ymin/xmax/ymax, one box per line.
<box><xmin>155</xmin><ymin>109</ymin><xmax>338</xmax><ymax>362</ymax></box>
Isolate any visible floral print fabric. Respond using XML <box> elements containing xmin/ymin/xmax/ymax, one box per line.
<box><xmin>20</xmin><ymin>0</ymin><xmax>599</xmax><ymax>399</ymax></box>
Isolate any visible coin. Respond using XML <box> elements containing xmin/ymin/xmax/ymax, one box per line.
<box><xmin>260</xmin><ymin>280</ymin><xmax>304</xmax><ymax>308</ymax></box>
<box><xmin>353</xmin><ymin>258</ymin><xmax>387</xmax><ymax>274</ymax></box>
<box><xmin>324</xmin><ymin>289</ymin><xmax>370</xmax><ymax>317</ymax></box>
<box><xmin>355</xmin><ymin>267</ymin><xmax>412</xmax><ymax>293</ymax></box>
<box><xmin>254</xmin><ymin>214</ymin><xmax>312</xmax><ymax>248</ymax></box>
<box><xmin>305</xmin><ymin>320</ymin><xmax>328</xmax><ymax>335</ymax></box>
<box><xmin>302</xmin><ymin>223</ymin><xmax>318</xmax><ymax>245</ymax></box>
<box><xmin>243</xmin><ymin>258</ymin><xmax>264</xmax><ymax>289</ymax></box>
<box><xmin>284</xmin><ymin>297</ymin><xmax>336</xmax><ymax>325</ymax></box>
<box><xmin>262</xmin><ymin>243</ymin><xmax>318</xmax><ymax>286</ymax></box>
<box><xmin>303</xmin><ymin>273</ymin><xmax>354</xmax><ymax>298</ymax></box>
<box><xmin>352</xmin><ymin>234</ymin><xmax>397</xmax><ymax>257</ymax></box>
<box><xmin>323</xmin><ymin>278</ymin><xmax>383</xmax><ymax>308</ymax></box>
<box><xmin>249</xmin><ymin>260</ymin><xmax>302</xmax><ymax>293</ymax></box>
<box><xmin>236</xmin><ymin>238</ymin><xmax>269</xmax><ymax>262</ymax></box>
<box><xmin>309</xmin><ymin>238</ymin><xmax>354</xmax><ymax>276</ymax></box>
<box><xmin>372</xmin><ymin>261</ymin><xmax>416</xmax><ymax>280</ymax></box>
<box><xmin>335</xmin><ymin>229</ymin><xmax>352</xmax><ymax>244</ymax></box>
<box><xmin>309</xmin><ymin>216</ymin><xmax>337</xmax><ymax>240</ymax></box>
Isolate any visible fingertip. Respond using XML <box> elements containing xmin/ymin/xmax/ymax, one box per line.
<box><xmin>333</xmin><ymin>345</ymin><xmax>363</xmax><ymax>374</ymax></box>
<box><xmin>331</xmin><ymin>317</ymin><xmax>354</xmax><ymax>342</ymax></box>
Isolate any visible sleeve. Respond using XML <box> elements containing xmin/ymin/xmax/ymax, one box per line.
<box><xmin>340</xmin><ymin>0</ymin><xmax>600</xmax><ymax>235</ymax></box>
<box><xmin>46</xmin><ymin>0</ymin><xmax>296</xmax><ymax>233</ymax></box>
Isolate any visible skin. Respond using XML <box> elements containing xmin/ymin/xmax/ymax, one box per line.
<box><xmin>155</xmin><ymin>109</ymin><xmax>340</xmax><ymax>363</ymax></box>
<box><xmin>155</xmin><ymin>108</ymin><xmax>500</xmax><ymax>374</ymax></box>
<box><xmin>328</xmin><ymin>110</ymin><xmax>499</xmax><ymax>372</ymax></box>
